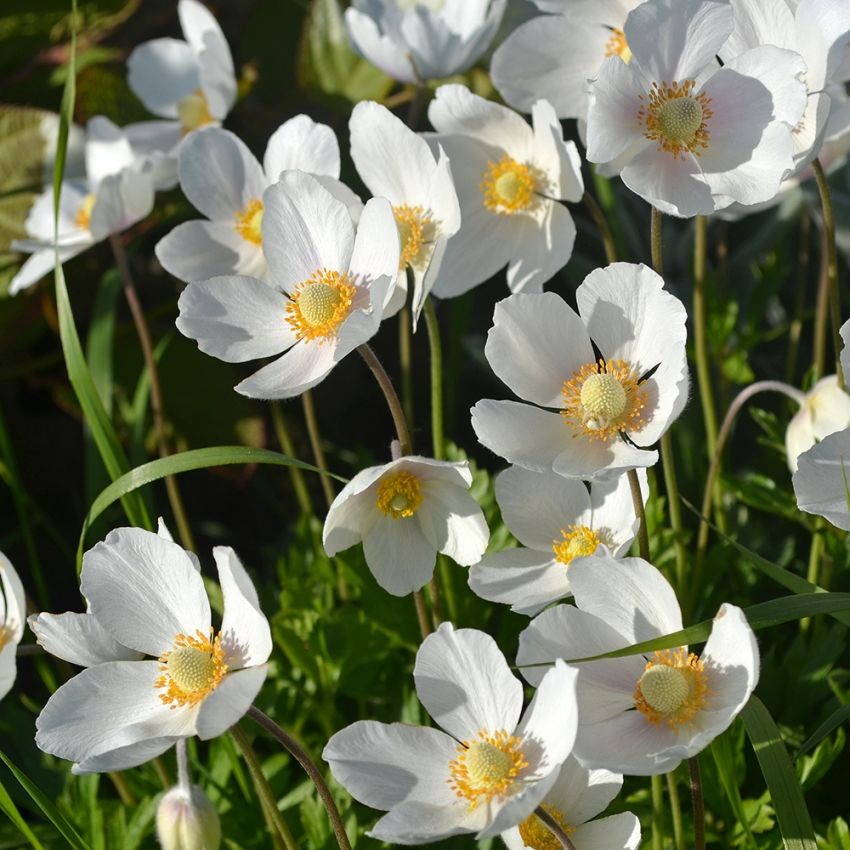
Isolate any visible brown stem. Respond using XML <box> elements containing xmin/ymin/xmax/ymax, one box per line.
<box><xmin>414</xmin><ymin>589</ymin><xmax>432</xmax><ymax>639</ymax></box>
<box><xmin>535</xmin><ymin>806</ymin><xmax>577</xmax><ymax>850</ymax></box>
<box><xmin>358</xmin><ymin>344</ymin><xmax>413</xmax><ymax>456</ymax></box>
<box><xmin>271</xmin><ymin>402</ymin><xmax>313</xmax><ymax>516</ymax></box>
<box><xmin>627</xmin><ymin>469</ymin><xmax>650</xmax><ymax>560</ymax></box>
<box><xmin>302</xmin><ymin>389</ymin><xmax>335</xmax><ymax>509</ymax></box>
<box><xmin>689</xmin><ymin>757</ymin><xmax>706</xmax><ymax>850</ymax></box>
<box><xmin>583</xmin><ymin>191</ymin><xmax>618</xmax><ymax>264</ymax></box>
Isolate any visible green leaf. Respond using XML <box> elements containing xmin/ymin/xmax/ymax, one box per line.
<box><xmin>711</xmin><ymin>728</ymin><xmax>758</xmax><ymax>850</ymax></box>
<box><xmin>0</xmin><ymin>750</ymin><xmax>90</xmax><ymax>850</ymax></box>
<box><xmin>0</xmin><ymin>771</ymin><xmax>46</xmax><ymax>850</ymax></box>
<box><xmin>741</xmin><ymin>696</ymin><xmax>817</xmax><ymax>850</ymax></box>
<box><xmin>795</xmin><ymin>703</ymin><xmax>850</xmax><ymax>760</ymax></box>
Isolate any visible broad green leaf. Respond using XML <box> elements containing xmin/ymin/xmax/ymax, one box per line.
<box><xmin>795</xmin><ymin>703</ymin><xmax>850</xmax><ymax>760</ymax></box>
<box><xmin>741</xmin><ymin>696</ymin><xmax>817</xmax><ymax>850</ymax></box>
<box><xmin>0</xmin><ymin>771</ymin><xmax>46</xmax><ymax>850</ymax></box>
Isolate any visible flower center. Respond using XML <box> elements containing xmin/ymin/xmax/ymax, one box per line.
<box><xmin>518</xmin><ymin>805</ymin><xmax>575</xmax><ymax>850</ymax></box>
<box><xmin>74</xmin><ymin>194</ymin><xmax>96</xmax><ymax>230</ymax></box>
<box><xmin>639</xmin><ymin>80</ymin><xmax>713</xmax><ymax>158</ymax></box>
<box><xmin>376</xmin><ymin>471</ymin><xmax>422</xmax><ymax>518</ymax></box>
<box><xmin>604</xmin><ymin>27</ymin><xmax>632</xmax><ymax>62</ymax></box>
<box><xmin>634</xmin><ymin>648</ymin><xmax>708</xmax><ymax>729</ymax></box>
<box><xmin>285</xmin><ymin>269</ymin><xmax>356</xmax><ymax>342</ymax></box>
<box><xmin>481</xmin><ymin>155</ymin><xmax>536</xmax><ymax>215</ymax></box>
<box><xmin>561</xmin><ymin>359</ymin><xmax>648</xmax><ymax>442</ymax></box>
<box><xmin>177</xmin><ymin>89</ymin><xmax>214</xmax><ymax>135</ymax></box>
<box><xmin>393</xmin><ymin>204</ymin><xmax>433</xmax><ymax>270</ymax></box>
<box><xmin>155</xmin><ymin>629</ymin><xmax>227</xmax><ymax>709</ymax></box>
<box><xmin>448</xmin><ymin>729</ymin><xmax>528</xmax><ymax>810</ymax></box>
<box><xmin>552</xmin><ymin>525</ymin><xmax>601</xmax><ymax>566</ymax></box>
<box><xmin>235</xmin><ymin>199</ymin><xmax>264</xmax><ymax>245</ymax></box>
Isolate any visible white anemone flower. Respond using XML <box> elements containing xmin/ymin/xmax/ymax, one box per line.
<box><xmin>10</xmin><ymin>116</ymin><xmax>155</xmax><ymax>295</ymax></box>
<box><xmin>345</xmin><ymin>0</ymin><xmax>506</xmax><ymax>84</ymax></box>
<box><xmin>585</xmin><ymin>0</ymin><xmax>808</xmax><ymax>218</ymax></box>
<box><xmin>501</xmin><ymin>756</ymin><xmax>640</xmax><ymax>850</ymax></box>
<box><xmin>156</xmin><ymin>118</ymin><xmax>358</xmax><ymax>284</ymax></box>
<box><xmin>324</xmin><ymin>622</ymin><xmax>579</xmax><ymax>844</ymax></box>
<box><xmin>176</xmin><ymin>171</ymin><xmax>399</xmax><ymax>400</ymax></box>
<box><xmin>425</xmin><ymin>84</ymin><xmax>584</xmax><ymax>298</ymax></box>
<box><xmin>471</xmin><ymin>263</ymin><xmax>689</xmax><ymax>481</ymax></box>
<box><xmin>349</xmin><ymin>101</ymin><xmax>460</xmax><ymax>325</ymax></box>
<box><xmin>323</xmin><ymin>456</ymin><xmax>489</xmax><ymax>596</ymax></box>
<box><xmin>793</xmin><ymin>427</ymin><xmax>850</xmax><ymax>531</ymax></box>
<box><xmin>0</xmin><ymin>553</ymin><xmax>25</xmax><ymax>703</ymax></box>
<box><xmin>127</xmin><ymin>0</ymin><xmax>236</xmax><ymax>141</ymax></box>
<box><xmin>518</xmin><ymin>553</ymin><xmax>759</xmax><ymax>775</ymax></box>
<box><xmin>34</xmin><ymin>527</ymin><xmax>271</xmax><ymax>774</ymax></box>
<box><xmin>469</xmin><ymin>466</ymin><xmax>646</xmax><ymax>616</ymax></box>
<box><xmin>785</xmin><ymin>376</ymin><xmax>850</xmax><ymax>471</ymax></box>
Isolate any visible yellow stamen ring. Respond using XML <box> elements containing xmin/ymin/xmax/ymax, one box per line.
<box><xmin>639</xmin><ymin>79</ymin><xmax>713</xmax><ymax>159</ymax></box>
<box><xmin>552</xmin><ymin>525</ymin><xmax>601</xmax><ymax>566</ymax></box>
<box><xmin>74</xmin><ymin>194</ymin><xmax>96</xmax><ymax>230</ymax></box>
<box><xmin>178</xmin><ymin>89</ymin><xmax>215</xmax><ymax>135</ymax></box>
<box><xmin>235</xmin><ymin>199</ymin><xmax>264</xmax><ymax>245</ymax></box>
<box><xmin>518</xmin><ymin>805</ymin><xmax>576</xmax><ymax>850</ymax></box>
<box><xmin>375</xmin><ymin>470</ymin><xmax>422</xmax><ymax>518</ymax></box>
<box><xmin>155</xmin><ymin>629</ymin><xmax>227</xmax><ymax>709</ymax></box>
<box><xmin>634</xmin><ymin>648</ymin><xmax>708</xmax><ymax>729</ymax></box>
<box><xmin>480</xmin><ymin>155</ymin><xmax>537</xmax><ymax>215</ymax></box>
<box><xmin>604</xmin><ymin>28</ymin><xmax>632</xmax><ymax>62</ymax></box>
<box><xmin>448</xmin><ymin>729</ymin><xmax>528</xmax><ymax>810</ymax></box>
<box><xmin>285</xmin><ymin>269</ymin><xmax>356</xmax><ymax>343</ymax></box>
<box><xmin>393</xmin><ymin>204</ymin><xmax>433</xmax><ymax>270</ymax></box>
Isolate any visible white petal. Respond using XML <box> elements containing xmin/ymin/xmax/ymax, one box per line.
<box><xmin>532</xmin><ymin>101</ymin><xmax>584</xmax><ymax>201</ymax></box>
<box><xmin>842</xmin><ymin>317</ymin><xmax>850</xmax><ymax>382</ymax></box>
<box><xmin>72</xmin><ymin>737</ymin><xmax>178</xmax><ymax>775</ymax></box>
<box><xmin>195</xmin><ymin>665</ymin><xmax>268</xmax><ymax>739</ymax></box>
<box><xmin>620</xmin><ymin>147</ymin><xmax>713</xmax><ymax>218</ymax></box>
<box><xmin>481</xmin><ymin>770</ymin><xmax>560</xmax><ymax>839</ymax></box>
<box><xmin>264</xmin><ymin>115</ymin><xmax>340</xmax><ymax>181</ymax></box>
<box><xmin>363</xmin><ymin>514</ymin><xmax>437</xmax><ymax>596</ymax></box>
<box><xmin>9</xmin><ymin>245</ymin><xmax>90</xmax><ymax>296</ymax></box>
<box><xmin>28</xmin><ymin>612</ymin><xmax>141</xmax><ymax>667</ymax></box>
<box><xmin>0</xmin><ymin>553</ymin><xmax>25</xmax><ymax>641</ymax></box>
<box><xmin>416</xmin><ymin>480</ymin><xmax>489</xmax><ymax>566</ymax></box>
<box><xmin>370</xmin><ymin>798</ymin><xmax>480</xmax><ymax>844</ymax></box>
<box><xmin>323</xmin><ymin>465</ymin><xmax>390</xmax><ymax>556</ymax></box>
<box><xmin>127</xmin><ymin>38</ymin><xmax>200</xmax><ymax>119</ymax></box>
<box><xmin>0</xmin><ymin>645</ymin><xmax>16</xmax><ymax>702</ymax></box>
<box><xmin>235</xmin><ymin>338</ymin><xmax>338</xmax><ymax>400</ymax></box>
<box><xmin>792</xmin><ymin>428</ymin><xmax>850</xmax><ymax>530</ymax></box>
<box><xmin>469</xmin><ymin>549</ymin><xmax>568</xmax><ymax>616</ymax></box>
<box><xmin>89</xmin><ymin>171</ymin><xmax>155</xmax><ymax>241</ymax></box>
<box><xmin>570</xmin><ymin>812</ymin><xmax>642</xmax><ymax>850</ymax></box>
<box><xmin>590</xmin><ymin>471</ymin><xmax>646</xmax><ymax>554</ymax></box>
<box><xmin>344</xmin><ymin>7</ymin><xmax>418</xmax><ymax>84</ymax></box>
<box><xmin>544</xmin><ymin>756</ymin><xmax>624</xmax><ymax>826</ymax></box>
<box><xmin>348</xmin><ymin>196</ymin><xmax>400</xmax><ymax>288</ymax></box>
<box><xmin>551</xmin><ymin>432</ymin><xmax>659</xmax><ymax>481</ymax></box>
<box><xmin>85</xmin><ymin>117</ymin><xmax>135</xmax><ymax>190</ymax></box>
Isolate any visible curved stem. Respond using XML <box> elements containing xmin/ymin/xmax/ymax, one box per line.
<box><xmin>358</xmin><ymin>344</ymin><xmax>413</xmax><ymax>456</ymax></box>
<box><xmin>666</xmin><ymin>770</ymin><xmax>685</xmax><ymax>850</ymax></box>
<box><xmin>423</xmin><ymin>298</ymin><xmax>444</xmax><ymax>460</ymax></box>
<box><xmin>271</xmin><ymin>403</ymin><xmax>313</xmax><ymax>516</ymax></box>
<box><xmin>689</xmin><ymin>757</ymin><xmax>706</xmax><ymax>850</ymax></box>
<box><xmin>535</xmin><ymin>806</ymin><xmax>577</xmax><ymax>850</ymax></box>
<box><xmin>302</xmin><ymin>390</ymin><xmax>335</xmax><ymax>509</ymax></box>
<box><xmin>583</xmin><ymin>191</ymin><xmax>618</xmax><ymax>264</ymax></box>
<box><xmin>628</xmin><ymin>468</ymin><xmax>650</xmax><ymax>560</ymax></box>
<box><xmin>248</xmin><ymin>706</ymin><xmax>353</xmax><ymax>850</ymax></box>
<box><xmin>109</xmin><ymin>235</ymin><xmax>195</xmax><ymax>551</ymax></box>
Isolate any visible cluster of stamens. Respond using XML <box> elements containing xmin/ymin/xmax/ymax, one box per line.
<box><xmin>74</xmin><ymin>194</ymin><xmax>96</xmax><ymax>231</ymax></box>
<box><xmin>552</xmin><ymin>525</ymin><xmax>602</xmax><ymax>567</ymax></box>
<box><xmin>285</xmin><ymin>269</ymin><xmax>356</xmax><ymax>342</ymax></box>
<box><xmin>639</xmin><ymin>79</ymin><xmax>713</xmax><ymax>158</ymax></box>
<box><xmin>604</xmin><ymin>27</ymin><xmax>632</xmax><ymax>62</ymax></box>
<box><xmin>393</xmin><ymin>204</ymin><xmax>433</xmax><ymax>269</ymax></box>
<box><xmin>518</xmin><ymin>805</ymin><xmax>575</xmax><ymax>850</ymax></box>
<box><xmin>235</xmin><ymin>199</ymin><xmax>264</xmax><ymax>245</ymax></box>
<box><xmin>0</xmin><ymin>624</ymin><xmax>11</xmax><ymax>652</ymax></box>
<box><xmin>375</xmin><ymin>470</ymin><xmax>422</xmax><ymax>518</ymax></box>
<box><xmin>634</xmin><ymin>648</ymin><xmax>708</xmax><ymax>729</ymax></box>
<box><xmin>448</xmin><ymin>729</ymin><xmax>528</xmax><ymax>810</ymax></box>
<box><xmin>177</xmin><ymin>89</ymin><xmax>214</xmax><ymax>135</ymax></box>
<box><xmin>155</xmin><ymin>629</ymin><xmax>227</xmax><ymax>709</ymax></box>
<box><xmin>480</xmin><ymin>155</ymin><xmax>537</xmax><ymax>215</ymax></box>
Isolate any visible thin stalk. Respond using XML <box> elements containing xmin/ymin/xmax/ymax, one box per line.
<box><xmin>414</xmin><ymin>589</ymin><xmax>432</xmax><ymax>639</ymax></box>
<box><xmin>812</xmin><ymin>158</ymin><xmax>844</xmax><ymax>389</ymax></box>
<box><xmin>787</xmin><ymin>211</ymin><xmax>811</xmax><ymax>383</ymax></box>
<box><xmin>428</xmin><ymin>576</ymin><xmax>444</xmax><ymax>627</ymax></box>
<box><xmin>302</xmin><ymin>390</ymin><xmax>335</xmax><ymax>509</ymax></box>
<box><xmin>248</xmin><ymin>706</ymin><xmax>353</xmax><ymax>850</ymax></box>
<box><xmin>405</xmin><ymin>83</ymin><xmax>430</xmax><ymax>130</ymax></box>
<box><xmin>689</xmin><ymin>757</ymin><xmax>706</xmax><ymax>850</ymax></box>
<box><xmin>650</xmin><ymin>206</ymin><xmax>663</xmax><ymax>273</ymax></box>
<box><xmin>666</xmin><ymin>770</ymin><xmax>685</xmax><ymax>850</ymax></box>
<box><xmin>535</xmin><ymin>806</ymin><xmax>577</xmax><ymax>850</ymax></box>
<box><xmin>271</xmin><ymin>403</ymin><xmax>313</xmax><ymax>515</ymax></box>
<box><xmin>399</xmin><ymin>305</ymin><xmax>414</xmax><ymax>430</ymax></box>
<box><xmin>175</xmin><ymin>738</ymin><xmax>191</xmax><ymax>793</ymax></box>
<box><xmin>802</xmin><ymin>521</ymin><xmax>825</xmax><ymax>632</ymax></box>
<box><xmin>651</xmin><ymin>773</ymin><xmax>665</xmax><ymax>850</ymax></box>
<box><xmin>813</xmin><ymin>229</ymin><xmax>830</xmax><ymax>380</ymax></box>
<box><xmin>108</xmin><ymin>772</ymin><xmax>135</xmax><ymax>806</ymax></box>
<box><xmin>628</xmin><ymin>469</ymin><xmax>650</xmax><ymax>560</ymax></box>
<box><xmin>583</xmin><ymin>191</ymin><xmax>618</xmax><ymax>264</ymax></box>
<box><xmin>358</xmin><ymin>344</ymin><xmax>413</xmax><ymax>455</ymax></box>
<box><xmin>423</xmin><ymin>298</ymin><xmax>445</xmax><ymax>460</ymax></box>
<box><xmin>109</xmin><ymin>235</ymin><xmax>195</xmax><ymax>551</ymax></box>
<box><xmin>153</xmin><ymin>757</ymin><xmax>171</xmax><ymax>790</ymax></box>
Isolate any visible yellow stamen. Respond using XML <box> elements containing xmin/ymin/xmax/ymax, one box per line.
<box><xmin>604</xmin><ymin>28</ymin><xmax>632</xmax><ymax>62</ymax></box>
<box><xmin>518</xmin><ymin>805</ymin><xmax>576</xmax><ymax>850</ymax></box>
<box><xmin>375</xmin><ymin>470</ymin><xmax>422</xmax><ymax>518</ymax></box>
<box><xmin>285</xmin><ymin>269</ymin><xmax>356</xmax><ymax>343</ymax></box>
<box><xmin>552</xmin><ymin>525</ymin><xmax>601</xmax><ymax>566</ymax></box>
<box><xmin>480</xmin><ymin>155</ymin><xmax>537</xmax><ymax>215</ymax></box>
<box><xmin>448</xmin><ymin>729</ymin><xmax>528</xmax><ymax>810</ymax></box>
<box><xmin>235</xmin><ymin>199</ymin><xmax>264</xmax><ymax>245</ymax></box>
<box><xmin>155</xmin><ymin>629</ymin><xmax>227</xmax><ymax>709</ymax></box>
<box><xmin>639</xmin><ymin>80</ymin><xmax>713</xmax><ymax>159</ymax></box>
<box><xmin>634</xmin><ymin>648</ymin><xmax>708</xmax><ymax>729</ymax></box>
<box><xmin>0</xmin><ymin>625</ymin><xmax>11</xmax><ymax>651</ymax></box>
<box><xmin>561</xmin><ymin>358</ymin><xmax>648</xmax><ymax>442</ymax></box>
<box><xmin>74</xmin><ymin>194</ymin><xmax>96</xmax><ymax>230</ymax></box>
<box><xmin>178</xmin><ymin>89</ymin><xmax>215</xmax><ymax>135</ymax></box>
<box><xmin>393</xmin><ymin>204</ymin><xmax>433</xmax><ymax>270</ymax></box>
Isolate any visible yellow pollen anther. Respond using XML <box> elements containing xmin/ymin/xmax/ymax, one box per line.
<box><xmin>639</xmin><ymin>80</ymin><xmax>713</xmax><ymax>159</ymax></box>
<box><xmin>285</xmin><ymin>269</ymin><xmax>356</xmax><ymax>342</ymax></box>
<box><xmin>604</xmin><ymin>28</ymin><xmax>632</xmax><ymax>62</ymax></box>
<box><xmin>178</xmin><ymin>89</ymin><xmax>214</xmax><ymax>135</ymax></box>
<box><xmin>393</xmin><ymin>204</ymin><xmax>433</xmax><ymax>270</ymax></box>
<box><xmin>634</xmin><ymin>648</ymin><xmax>708</xmax><ymax>729</ymax></box>
<box><xmin>155</xmin><ymin>629</ymin><xmax>227</xmax><ymax>709</ymax></box>
<box><xmin>552</xmin><ymin>525</ymin><xmax>601</xmax><ymax>566</ymax></box>
<box><xmin>448</xmin><ymin>729</ymin><xmax>527</xmax><ymax>810</ymax></box>
<box><xmin>481</xmin><ymin>155</ymin><xmax>536</xmax><ymax>215</ymax></box>
<box><xmin>518</xmin><ymin>805</ymin><xmax>575</xmax><ymax>850</ymax></box>
<box><xmin>561</xmin><ymin>358</ymin><xmax>648</xmax><ymax>442</ymax></box>
<box><xmin>376</xmin><ymin>471</ymin><xmax>422</xmax><ymax>518</ymax></box>
<box><xmin>0</xmin><ymin>625</ymin><xmax>11</xmax><ymax>651</ymax></box>
<box><xmin>74</xmin><ymin>194</ymin><xmax>96</xmax><ymax>230</ymax></box>
<box><xmin>235</xmin><ymin>199</ymin><xmax>264</xmax><ymax>245</ymax></box>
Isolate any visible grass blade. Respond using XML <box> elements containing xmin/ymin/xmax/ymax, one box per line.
<box><xmin>0</xmin><ymin>770</ymin><xmax>46</xmax><ymax>850</ymax></box>
<box><xmin>794</xmin><ymin>702</ymin><xmax>850</xmax><ymax>760</ymax></box>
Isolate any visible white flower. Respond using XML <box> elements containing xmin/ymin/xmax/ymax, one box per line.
<box><xmin>518</xmin><ymin>552</ymin><xmax>759</xmax><ymax>775</ymax></box>
<box><xmin>324</xmin><ymin>622</ymin><xmax>579</xmax><ymax>844</ymax></box>
<box><xmin>491</xmin><ymin>0</ymin><xmax>642</xmax><ymax>122</ymax></box>
<box><xmin>469</xmin><ymin>466</ymin><xmax>646</xmax><ymax>616</ymax></box>
<box><xmin>345</xmin><ymin>0</ymin><xmax>506</xmax><ymax>84</ymax></box>
<box><xmin>585</xmin><ymin>0</ymin><xmax>807</xmax><ymax>217</ymax></box>
<box><xmin>33</xmin><ymin>527</ymin><xmax>271</xmax><ymax>774</ymax></box>
<box><xmin>176</xmin><ymin>171</ymin><xmax>399</xmax><ymax>400</ymax></box>
<box><xmin>425</xmin><ymin>84</ymin><xmax>584</xmax><ymax>298</ymax></box>
<box><xmin>0</xmin><ymin>553</ymin><xmax>25</xmax><ymax>703</ymax></box>
<box><xmin>156</xmin><ymin>118</ymin><xmax>358</xmax><ymax>284</ymax></box>
<box><xmin>157</xmin><ymin>785</ymin><xmax>221</xmax><ymax>850</ymax></box>
<box><xmin>323</xmin><ymin>456</ymin><xmax>489</xmax><ymax>596</ymax></box>
<box><xmin>785</xmin><ymin>376</ymin><xmax>850</xmax><ymax>471</ymax></box>
<box><xmin>127</xmin><ymin>0</ymin><xmax>236</xmax><ymax>138</ymax></box>
<box><xmin>10</xmin><ymin>117</ymin><xmax>155</xmax><ymax>295</ymax></box>
<box><xmin>793</xmin><ymin>427</ymin><xmax>850</xmax><ymax>531</ymax></box>
<box><xmin>349</xmin><ymin>101</ymin><xmax>460</xmax><ymax>325</ymax></box>
<box><xmin>471</xmin><ymin>263</ymin><xmax>689</xmax><ymax>481</ymax></box>
<box><xmin>501</xmin><ymin>756</ymin><xmax>640</xmax><ymax>850</ymax></box>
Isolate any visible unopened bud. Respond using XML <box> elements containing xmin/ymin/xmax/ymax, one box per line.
<box><xmin>156</xmin><ymin>785</ymin><xmax>221</xmax><ymax>850</ymax></box>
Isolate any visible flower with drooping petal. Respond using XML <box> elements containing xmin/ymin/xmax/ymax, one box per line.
<box><xmin>349</xmin><ymin>101</ymin><xmax>460</xmax><ymax>324</ymax></box>
<box><xmin>176</xmin><ymin>171</ymin><xmax>399</xmax><ymax>400</ymax></box>
<box><xmin>502</xmin><ymin>756</ymin><xmax>640</xmax><ymax>850</ymax></box>
<box><xmin>10</xmin><ymin>116</ymin><xmax>155</xmax><ymax>295</ymax></box>
<box><xmin>586</xmin><ymin>0</ymin><xmax>807</xmax><ymax>217</ymax></box>
<box><xmin>156</xmin><ymin>119</ymin><xmax>360</xmax><ymax>284</ymax></box>
<box><xmin>34</xmin><ymin>527</ymin><xmax>271</xmax><ymax>774</ymax></box>
<box><xmin>0</xmin><ymin>553</ymin><xmax>25</xmax><ymax>703</ymax></box>
<box><xmin>518</xmin><ymin>553</ymin><xmax>759</xmax><ymax>775</ymax></box>
<box><xmin>324</xmin><ymin>622</ymin><xmax>579</xmax><ymax>844</ymax></box>
<box><xmin>793</xmin><ymin>426</ymin><xmax>850</xmax><ymax>531</ymax></box>
<box><xmin>469</xmin><ymin>466</ymin><xmax>646</xmax><ymax>616</ymax></box>
<box><xmin>472</xmin><ymin>263</ymin><xmax>689</xmax><ymax>481</ymax></box>
<box><xmin>323</xmin><ymin>455</ymin><xmax>489</xmax><ymax>596</ymax></box>
<box><xmin>345</xmin><ymin>0</ymin><xmax>507</xmax><ymax>84</ymax></box>
<box><xmin>425</xmin><ymin>84</ymin><xmax>584</xmax><ymax>298</ymax></box>
<box><xmin>785</xmin><ymin>376</ymin><xmax>850</xmax><ymax>471</ymax></box>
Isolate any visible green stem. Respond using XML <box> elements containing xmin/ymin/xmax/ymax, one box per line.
<box><xmin>651</xmin><ymin>773</ymin><xmax>665</xmax><ymax>850</ymax></box>
<box><xmin>399</xmin><ymin>305</ymin><xmax>414</xmax><ymax>430</ymax></box>
<box><xmin>667</xmin><ymin>770</ymin><xmax>686</xmax><ymax>850</ymax></box>
<box><xmin>358</xmin><ymin>344</ymin><xmax>413</xmax><ymax>455</ymax></box>
<box><xmin>423</xmin><ymin>298</ymin><xmax>445</xmax><ymax>460</ymax></box>
<box><xmin>689</xmin><ymin>757</ymin><xmax>706</xmax><ymax>850</ymax></box>
<box><xmin>302</xmin><ymin>390</ymin><xmax>335</xmax><ymax>509</ymax></box>
<box><xmin>650</xmin><ymin>206</ymin><xmax>663</xmax><ymax>273</ymax></box>
<box><xmin>583</xmin><ymin>191</ymin><xmax>618</xmax><ymax>264</ymax></box>
<box><xmin>787</xmin><ymin>211</ymin><xmax>811</xmax><ymax>384</ymax></box>
<box><xmin>628</xmin><ymin>468</ymin><xmax>650</xmax><ymax>560</ymax></box>
<box><xmin>812</xmin><ymin>229</ymin><xmax>830</xmax><ymax>380</ymax></box>
<box><xmin>271</xmin><ymin>403</ymin><xmax>313</xmax><ymax>516</ymax></box>
<box><xmin>802</xmin><ymin>521</ymin><xmax>825</xmax><ymax>632</ymax></box>
<box><xmin>414</xmin><ymin>588</ymin><xmax>432</xmax><ymax>639</ymax></box>
<box><xmin>108</xmin><ymin>771</ymin><xmax>135</xmax><ymax>806</ymax></box>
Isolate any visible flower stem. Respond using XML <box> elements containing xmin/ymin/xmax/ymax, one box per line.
<box><xmin>689</xmin><ymin>757</ymin><xmax>706</xmax><ymax>850</ymax></box>
<box><xmin>399</xmin><ymin>305</ymin><xmax>415</xmax><ymax>429</ymax></box>
<box><xmin>813</xmin><ymin>229</ymin><xmax>830</xmax><ymax>379</ymax></box>
<box><xmin>271</xmin><ymin>403</ymin><xmax>313</xmax><ymax>516</ymax></box>
<box><xmin>175</xmin><ymin>738</ymin><xmax>191</xmax><ymax>794</ymax></box>
<box><xmin>812</xmin><ymin>158</ymin><xmax>844</xmax><ymax>389</ymax></box>
<box><xmin>302</xmin><ymin>389</ymin><xmax>335</xmax><ymax>509</ymax></box>
<box><xmin>247</xmin><ymin>706</ymin><xmax>353</xmax><ymax>850</ymax></box>
<box><xmin>423</xmin><ymin>298</ymin><xmax>444</xmax><ymax>460</ymax></box>
<box><xmin>108</xmin><ymin>771</ymin><xmax>135</xmax><ymax>806</ymax></box>
<box><xmin>628</xmin><ymin>469</ymin><xmax>650</xmax><ymax>560</ymax></box>
<box><xmin>414</xmin><ymin>588</ymin><xmax>433</xmax><ymax>638</ymax></box>
<box><xmin>787</xmin><ymin>211</ymin><xmax>811</xmax><ymax>383</ymax></box>
<box><xmin>109</xmin><ymin>235</ymin><xmax>195</xmax><ymax>551</ymax></box>
<box><xmin>666</xmin><ymin>769</ymin><xmax>685</xmax><ymax>850</ymax></box>
<box><xmin>650</xmin><ymin>206</ymin><xmax>663</xmax><ymax>272</ymax></box>
<box><xmin>583</xmin><ymin>191</ymin><xmax>618</xmax><ymax>264</ymax></box>
<box><xmin>535</xmin><ymin>806</ymin><xmax>577</xmax><ymax>850</ymax></box>
<box><xmin>358</xmin><ymin>344</ymin><xmax>413</xmax><ymax>455</ymax></box>
<box><xmin>651</xmin><ymin>773</ymin><xmax>665</xmax><ymax>850</ymax></box>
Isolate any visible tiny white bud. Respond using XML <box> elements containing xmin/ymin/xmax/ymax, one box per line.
<box><xmin>156</xmin><ymin>785</ymin><xmax>221</xmax><ymax>850</ymax></box>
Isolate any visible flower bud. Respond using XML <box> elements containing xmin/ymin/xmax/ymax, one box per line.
<box><xmin>156</xmin><ymin>785</ymin><xmax>221</xmax><ymax>850</ymax></box>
